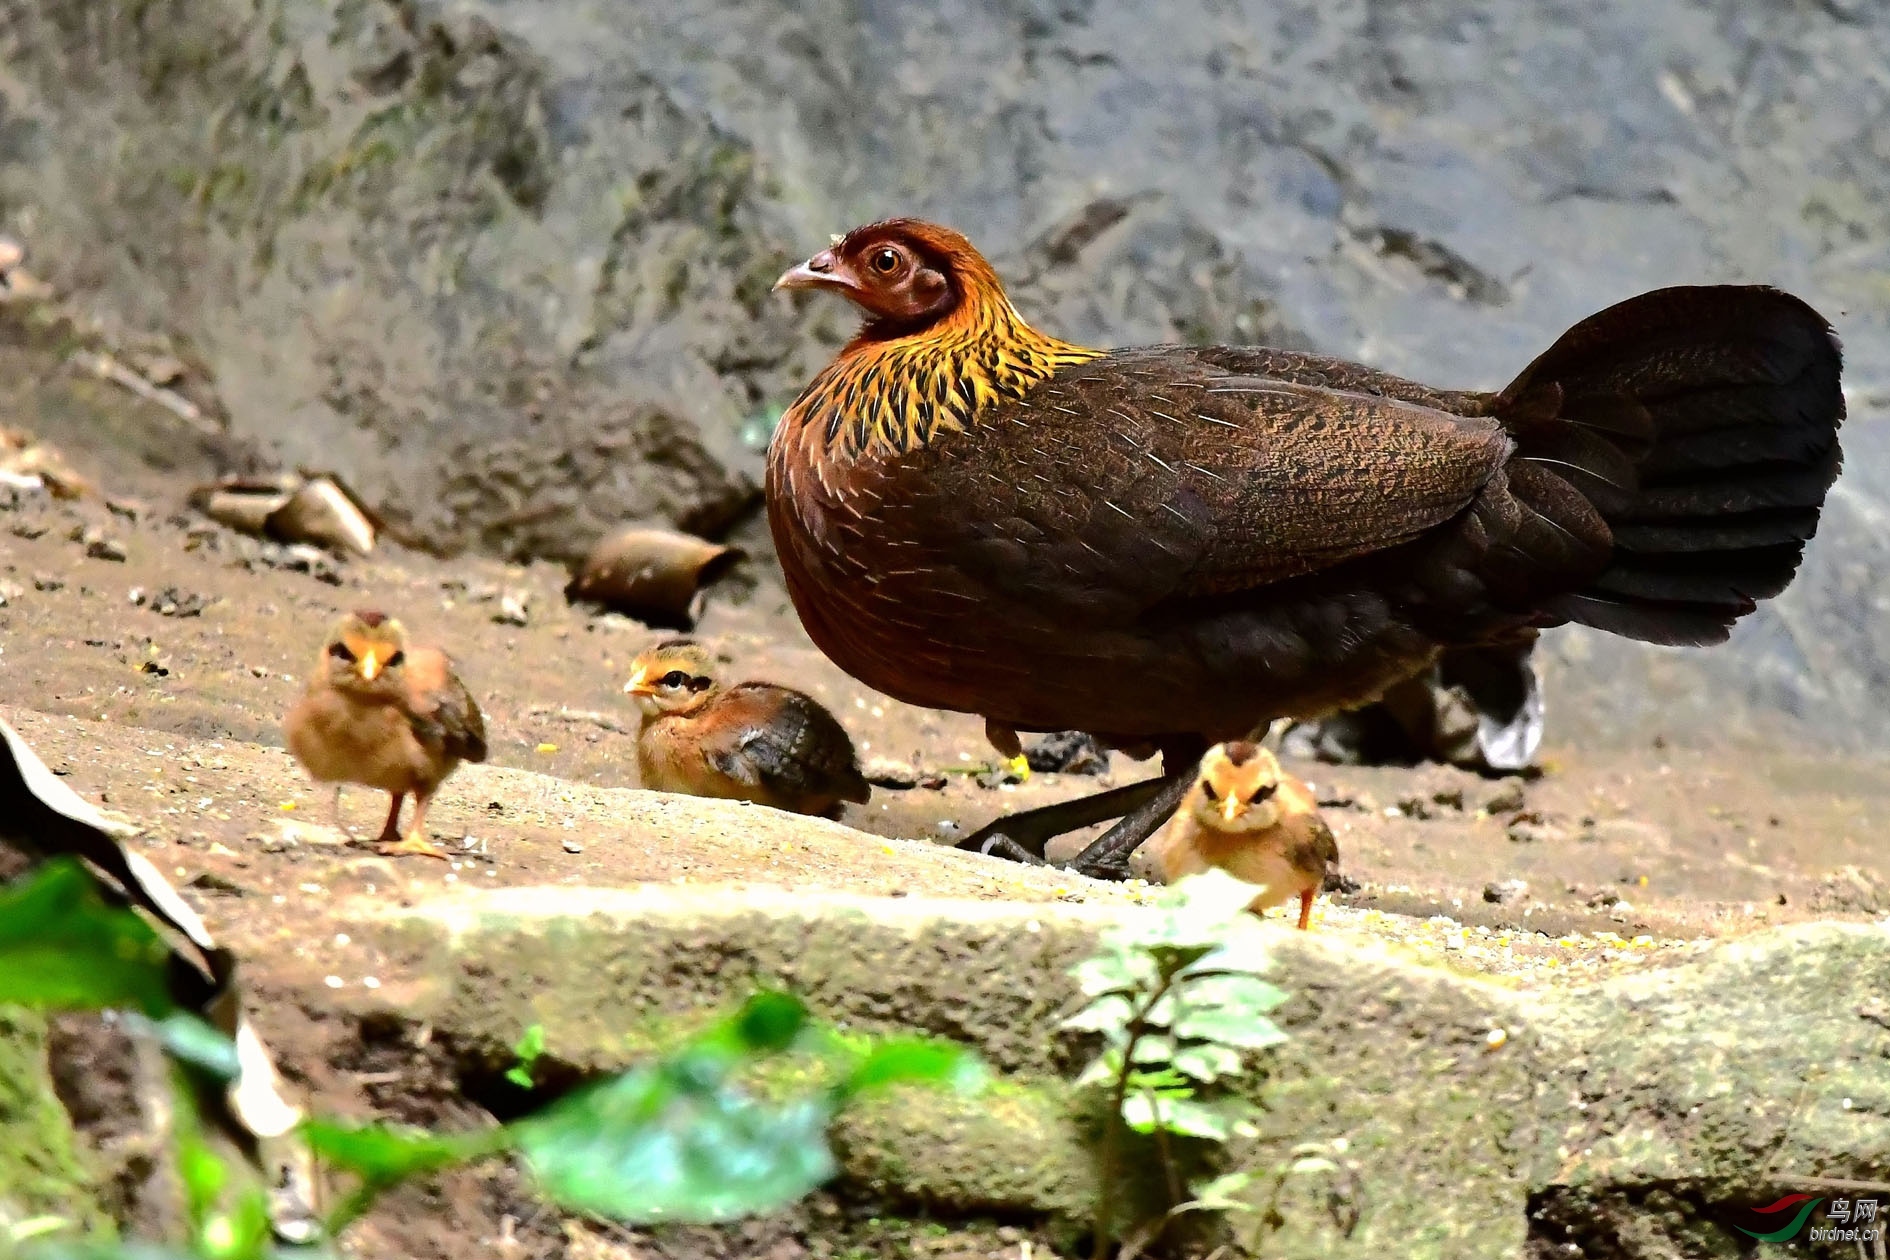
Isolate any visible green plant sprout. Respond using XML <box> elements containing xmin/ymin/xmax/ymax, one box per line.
<box><xmin>0</xmin><ymin>860</ymin><xmax>985</xmax><ymax>1259</ymax></box>
<box><xmin>504</xmin><ymin>1023</ymin><xmax>546</xmax><ymax>1089</ymax></box>
<box><xmin>1063</xmin><ymin>868</ymin><xmax>1291</xmax><ymax>1258</ymax></box>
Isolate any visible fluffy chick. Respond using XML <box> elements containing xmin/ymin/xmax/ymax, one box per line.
<box><xmin>625</xmin><ymin>638</ymin><xmax>870</xmax><ymax>818</ymax></box>
<box><xmin>283</xmin><ymin>610</ymin><xmax>487</xmax><ymax>860</ymax></box>
<box><xmin>1152</xmin><ymin>741</ymin><xmax>1338</xmax><ymax>930</ymax></box>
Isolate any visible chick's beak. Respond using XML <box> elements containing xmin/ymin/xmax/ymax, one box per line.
<box><xmin>358</xmin><ymin>651</ymin><xmax>382</xmax><ymax>682</ymax></box>
<box><xmin>623</xmin><ymin>667</ymin><xmax>652</xmax><ymax>697</ymax></box>
<box><xmin>773</xmin><ymin>248</ymin><xmax>847</xmax><ymax>293</ymax></box>
<box><xmin>1220</xmin><ymin>793</ymin><xmax>1244</xmax><ymax>825</ymax></box>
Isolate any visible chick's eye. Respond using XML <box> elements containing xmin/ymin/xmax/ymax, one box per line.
<box><xmin>384</xmin><ymin>650</ymin><xmax>405</xmax><ymax>669</ymax></box>
<box><xmin>1200</xmin><ymin>781</ymin><xmax>1219</xmax><ymax>802</ymax></box>
<box><xmin>328</xmin><ymin>642</ymin><xmax>356</xmax><ymax>662</ymax></box>
<box><xmin>661</xmin><ymin>670</ymin><xmax>689</xmax><ymax>688</ymax></box>
<box><xmin>1253</xmin><ymin>782</ymin><xmax>1278</xmax><ymax>800</ymax></box>
<box><xmin>871</xmin><ymin>247</ymin><xmax>901</xmax><ymax>274</ymax></box>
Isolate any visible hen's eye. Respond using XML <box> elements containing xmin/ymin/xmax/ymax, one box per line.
<box><xmin>384</xmin><ymin>650</ymin><xmax>405</xmax><ymax>669</ymax></box>
<box><xmin>328</xmin><ymin>641</ymin><xmax>356</xmax><ymax>662</ymax></box>
<box><xmin>871</xmin><ymin>247</ymin><xmax>901</xmax><ymax>274</ymax></box>
<box><xmin>661</xmin><ymin>670</ymin><xmax>689</xmax><ymax>687</ymax></box>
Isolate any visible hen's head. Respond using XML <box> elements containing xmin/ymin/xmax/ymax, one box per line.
<box><xmin>1188</xmin><ymin>741</ymin><xmax>1284</xmax><ymax>833</ymax></box>
<box><xmin>773</xmin><ymin>219</ymin><xmax>1006</xmax><ymax>336</ymax></box>
<box><xmin>320</xmin><ymin>609</ymin><xmax>411</xmax><ymax>693</ymax></box>
<box><xmin>624</xmin><ymin>637</ymin><xmax>719</xmax><ymax>717</ymax></box>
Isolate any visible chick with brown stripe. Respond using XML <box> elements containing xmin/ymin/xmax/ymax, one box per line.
<box><xmin>1152</xmin><ymin>742</ymin><xmax>1338</xmax><ymax>931</ymax></box>
<box><xmin>624</xmin><ymin>638</ymin><xmax>870</xmax><ymax>818</ymax></box>
<box><xmin>283</xmin><ymin>610</ymin><xmax>487</xmax><ymax>859</ymax></box>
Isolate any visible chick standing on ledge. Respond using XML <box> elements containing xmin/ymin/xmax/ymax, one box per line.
<box><xmin>1153</xmin><ymin>741</ymin><xmax>1338</xmax><ymax>930</ymax></box>
<box><xmin>284</xmin><ymin>610</ymin><xmax>488</xmax><ymax>860</ymax></box>
<box><xmin>625</xmin><ymin>638</ymin><xmax>871</xmax><ymax>819</ymax></box>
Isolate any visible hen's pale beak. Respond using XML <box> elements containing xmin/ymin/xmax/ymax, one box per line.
<box><xmin>624</xmin><ymin>667</ymin><xmax>653</xmax><ymax>697</ymax></box>
<box><xmin>358</xmin><ymin>650</ymin><xmax>383</xmax><ymax>682</ymax></box>
<box><xmin>773</xmin><ymin>248</ymin><xmax>846</xmax><ymax>293</ymax></box>
<box><xmin>1221</xmin><ymin>793</ymin><xmax>1244</xmax><ymax>826</ymax></box>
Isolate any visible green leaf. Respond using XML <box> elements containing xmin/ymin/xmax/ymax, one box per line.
<box><xmin>1070</xmin><ymin>951</ymin><xmax>1154</xmax><ymax>996</ymax></box>
<box><xmin>515</xmin><ymin>1063</ymin><xmax>837</xmax><ymax>1224</ymax></box>
<box><xmin>302</xmin><ymin>1118</ymin><xmax>500</xmax><ymax>1185</ymax></box>
<box><xmin>1164</xmin><ymin>868</ymin><xmax>1269</xmax><ymax>923</ymax></box>
<box><xmin>506</xmin><ymin>1023</ymin><xmax>546</xmax><ymax>1089</ymax></box>
<box><xmin>0</xmin><ymin>860</ymin><xmax>177</xmax><ymax>1017</ymax></box>
<box><xmin>1188</xmin><ymin>1171</ymin><xmax>1256</xmax><ymax>1207</ymax></box>
<box><xmin>20</xmin><ymin>1246</ymin><xmax>213</xmax><ymax>1259</ymax></box>
<box><xmin>130</xmin><ymin>1013</ymin><xmax>241</xmax><ymax>1082</ymax></box>
<box><xmin>194</xmin><ymin>1185</ymin><xmax>274</xmax><ymax>1260</ymax></box>
<box><xmin>1171</xmin><ymin>1007</ymin><xmax>1287</xmax><ymax>1051</ymax></box>
<box><xmin>1120</xmin><ymin>1091</ymin><xmax>1231</xmax><ymax>1141</ymax></box>
<box><xmin>1122</xmin><ymin>1065</ymin><xmax>1190</xmax><ymax>1093</ymax></box>
<box><xmin>1073</xmin><ymin>1050</ymin><xmax>1122</xmax><ymax>1089</ymax></box>
<box><xmin>729</xmin><ymin>991</ymin><xmax>810</xmax><ymax>1054</ymax></box>
<box><xmin>1168</xmin><ymin>1042</ymin><xmax>1243</xmax><ymax>1083</ymax></box>
<box><xmin>1128</xmin><ymin>1034</ymin><xmax>1178</xmax><ymax>1065</ymax></box>
<box><xmin>835</xmin><ymin>1037</ymin><xmax>984</xmax><ymax>1102</ymax></box>
<box><xmin>1061</xmin><ymin>994</ymin><xmax>1135</xmax><ymax>1035</ymax></box>
<box><xmin>1286</xmin><ymin>1156</ymin><xmax>1340</xmax><ymax>1177</ymax></box>
<box><xmin>1180</xmin><ymin>972</ymin><xmax>1290</xmax><ymax>1014</ymax></box>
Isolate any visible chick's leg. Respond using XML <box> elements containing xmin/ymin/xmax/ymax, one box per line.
<box><xmin>377</xmin><ymin>789</ymin><xmax>447</xmax><ymax>861</ymax></box>
<box><xmin>374</xmin><ymin>792</ymin><xmax>404</xmax><ymax>844</ymax></box>
<box><xmin>1297</xmin><ymin>888</ymin><xmax>1315</xmax><ymax>932</ymax></box>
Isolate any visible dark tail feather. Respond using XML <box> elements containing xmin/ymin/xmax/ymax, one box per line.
<box><xmin>1495</xmin><ymin>285</ymin><xmax>1844</xmax><ymax>646</ymax></box>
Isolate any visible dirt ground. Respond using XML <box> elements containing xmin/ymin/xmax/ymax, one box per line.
<box><xmin>4</xmin><ymin>329</ymin><xmax>1889</xmax><ymax>1257</ymax></box>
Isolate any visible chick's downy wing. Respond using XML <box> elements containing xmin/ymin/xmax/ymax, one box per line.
<box><xmin>704</xmin><ymin>685</ymin><xmax>869</xmax><ymax>804</ymax></box>
<box><xmin>401</xmin><ymin>648</ymin><xmax>489</xmax><ymax>764</ymax></box>
<box><xmin>876</xmin><ymin>346</ymin><xmax>1512</xmax><ymax>620</ymax></box>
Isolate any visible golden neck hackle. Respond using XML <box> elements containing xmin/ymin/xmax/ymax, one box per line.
<box><xmin>790</xmin><ymin>273</ymin><xmax>1102</xmax><ymax>459</ymax></box>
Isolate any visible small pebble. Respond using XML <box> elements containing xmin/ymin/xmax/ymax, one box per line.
<box><xmin>562</xmin><ymin>838</ymin><xmax>583</xmax><ymax>854</ymax></box>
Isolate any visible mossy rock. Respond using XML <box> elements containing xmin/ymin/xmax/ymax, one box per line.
<box><xmin>0</xmin><ymin>1006</ymin><xmax>108</xmax><ymax>1238</ymax></box>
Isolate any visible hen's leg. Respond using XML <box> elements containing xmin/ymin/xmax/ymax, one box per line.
<box><xmin>956</xmin><ymin>777</ymin><xmax>1171</xmax><ymax>865</ymax></box>
<box><xmin>1060</xmin><ymin>769</ymin><xmax>1196</xmax><ymax>879</ymax></box>
<box><xmin>959</xmin><ymin>739</ymin><xmax>1206</xmax><ymax>876</ymax></box>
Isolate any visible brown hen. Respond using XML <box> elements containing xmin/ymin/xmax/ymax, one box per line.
<box><xmin>769</xmin><ymin>219</ymin><xmax>1844</xmax><ymax>876</ymax></box>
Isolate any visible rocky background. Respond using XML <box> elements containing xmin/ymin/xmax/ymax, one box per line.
<box><xmin>0</xmin><ymin>0</ymin><xmax>1886</xmax><ymax>750</ymax></box>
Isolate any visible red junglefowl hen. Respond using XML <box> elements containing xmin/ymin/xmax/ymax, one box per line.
<box><xmin>768</xmin><ymin>219</ymin><xmax>1844</xmax><ymax>877</ymax></box>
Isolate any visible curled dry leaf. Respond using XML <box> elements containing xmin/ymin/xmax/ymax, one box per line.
<box><xmin>566</xmin><ymin>527</ymin><xmax>745</xmax><ymax>629</ymax></box>
<box><xmin>0</xmin><ymin>717</ymin><xmax>320</xmax><ymax>1243</ymax></box>
<box><xmin>191</xmin><ymin>472</ymin><xmax>379</xmax><ymax>555</ymax></box>
<box><xmin>1</xmin><ymin>427</ymin><xmax>94</xmax><ymax>498</ymax></box>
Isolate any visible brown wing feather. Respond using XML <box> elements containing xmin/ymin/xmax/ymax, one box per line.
<box><xmin>703</xmin><ymin>685</ymin><xmax>868</xmax><ymax>805</ymax></box>
<box><xmin>894</xmin><ymin>346</ymin><xmax>1510</xmax><ymax>609</ymax></box>
<box><xmin>400</xmin><ymin>648</ymin><xmax>488</xmax><ymax>765</ymax></box>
